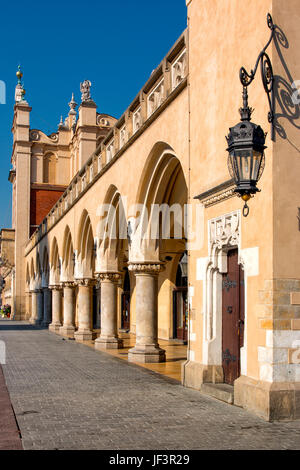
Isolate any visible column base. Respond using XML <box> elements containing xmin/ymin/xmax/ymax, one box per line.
<box><xmin>74</xmin><ymin>329</ymin><xmax>93</xmax><ymax>341</ymax></box>
<box><xmin>234</xmin><ymin>375</ymin><xmax>300</xmax><ymax>421</ymax></box>
<box><xmin>49</xmin><ymin>323</ymin><xmax>62</xmax><ymax>333</ymax></box>
<box><xmin>59</xmin><ymin>325</ymin><xmax>75</xmax><ymax>338</ymax></box>
<box><xmin>128</xmin><ymin>345</ymin><xmax>166</xmax><ymax>363</ymax></box>
<box><xmin>95</xmin><ymin>336</ymin><xmax>124</xmax><ymax>350</ymax></box>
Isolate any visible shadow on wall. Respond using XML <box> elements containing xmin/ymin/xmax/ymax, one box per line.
<box><xmin>272</xmin><ymin>22</ymin><xmax>300</xmax><ymax>153</ymax></box>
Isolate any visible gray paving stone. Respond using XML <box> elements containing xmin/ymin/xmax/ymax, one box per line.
<box><xmin>0</xmin><ymin>320</ymin><xmax>300</xmax><ymax>449</ymax></box>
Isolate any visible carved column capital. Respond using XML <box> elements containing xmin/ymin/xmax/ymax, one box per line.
<box><xmin>128</xmin><ymin>262</ymin><xmax>165</xmax><ymax>275</ymax></box>
<box><xmin>75</xmin><ymin>278</ymin><xmax>95</xmax><ymax>287</ymax></box>
<box><xmin>95</xmin><ymin>272</ymin><xmax>122</xmax><ymax>283</ymax></box>
<box><xmin>61</xmin><ymin>281</ymin><xmax>76</xmax><ymax>288</ymax></box>
<box><xmin>49</xmin><ymin>284</ymin><xmax>63</xmax><ymax>291</ymax></box>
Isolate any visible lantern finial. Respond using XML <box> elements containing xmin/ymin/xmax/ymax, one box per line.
<box><xmin>239</xmin><ymin>87</ymin><xmax>253</xmax><ymax>121</ymax></box>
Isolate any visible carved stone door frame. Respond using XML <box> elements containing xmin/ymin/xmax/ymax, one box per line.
<box><xmin>202</xmin><ymin>210</ymin><xmax>247</xmax><ymax>381</ymax></box>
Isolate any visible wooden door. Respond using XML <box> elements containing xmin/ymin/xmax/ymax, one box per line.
<box><xmin>173</xmin><ymin>287</ymin><xmax>188</xmax><ymax>342</ymax></box>
<box><xmin>121</xmin><ymin>291</ymin><xmax>130</xmax><ymax>330</ymax></box>
<box><xmin>92</xmin><ymin>286</ymin><xmax>100</xmax><ymax>329</ymax></box>
<box><xmin>222</xmin><ymin>249</ymin><xmax>244</xmax><ymax>385</ymax></box>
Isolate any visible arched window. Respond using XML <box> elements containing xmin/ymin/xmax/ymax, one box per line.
<box><xmin>43</xmin><ymin>153</ymin><xmax>56</xmax><ymax>184</ymax></box>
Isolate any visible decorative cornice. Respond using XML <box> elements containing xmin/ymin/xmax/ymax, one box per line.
<box><xmin>31</xmin><ymin>183</ymin><xmax>68</xmax><ymax>192</ymax></box>
<box><xmin>194</xmin><ymin>179</ymin><xmax>236</xmax><ymax>208</ymax></box>
<box><xmin>202</xmin><ymin>188</ymin><xmax>235</xmax><ymax>208</ymax></box>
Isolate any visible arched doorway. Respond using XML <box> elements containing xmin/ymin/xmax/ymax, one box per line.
<box><xmin>173</xmin><ymin>253</ymin><xmax>188</xmax><ymax>342</ymax></box>
<box><xmin>121</xmin><ymin>269</ymin><xmax>130</xmax><ymax>330</ymax></box>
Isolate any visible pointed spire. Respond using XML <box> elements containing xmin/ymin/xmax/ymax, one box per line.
<box><xmin>68</xmin><ymin>92</ymin><xmax>77</xmax><ymax>115</ymax></box>
<box><xmin>58</xmin><ymin>115</ymin><xmax>64</xmax><ymax>130</ymax></box>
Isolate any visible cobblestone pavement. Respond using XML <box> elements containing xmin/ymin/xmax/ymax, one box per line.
<box><xmin>1</xmin><ymin>320</ymin><xmax>300</xmax><ymax>450</ymax></box>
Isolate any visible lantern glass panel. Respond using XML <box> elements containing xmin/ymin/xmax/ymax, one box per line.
<box><xmin>237</xmin><ymin>149</ymin><xmax>252</xmax><ymax>181</ymax></box>
<box><xmin>228</xmin><ymin>151</ymin><xmax>238</xmax><ymax>182</ymax></box>
<box><xmin>251</xmin><ymin>150</ymin><xmax>264</xmax><ymax>181</ymax></box>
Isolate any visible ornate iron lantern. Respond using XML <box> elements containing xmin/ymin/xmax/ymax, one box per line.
<box><xmin>226</xmin><ymin>88</ymin><xmax>266</xmax><ymax>216</ymax></box>
<box><xmin>226</xmin><ymin>13</ymin><xmax>275</xmax><ymax>216</ymax></box>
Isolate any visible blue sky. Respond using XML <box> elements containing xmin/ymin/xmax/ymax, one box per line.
<box><xmin>0</xmin><ymin>0</ymin><xmax>187</xmax><ymax>230</ymax></box>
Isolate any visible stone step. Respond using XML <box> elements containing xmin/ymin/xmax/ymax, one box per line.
<box><xmin>201</xmin><ymin>383</ymin><xmax>234</xmax><ymax>405</ymax></box>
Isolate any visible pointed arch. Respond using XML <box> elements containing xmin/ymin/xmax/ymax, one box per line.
<box><xmin>130</xmin><ymin>142</ymin><xmax>187</xmax><ymax>261</ymax></box>
<box><xmin>26</xmin><ymin>262</ymin><xmax>30</xmax><ymax>291</ymax></box>
<box><xmin>41</xmin><ymin>247</ymin><xmax>50</xmax><ymax>287</ymax></box>
<box><xmin>29</xmin><ymin>257</ymin><xmax>35</xmax><ymax>291</ymax></box>
<box><xmin>76</xmin><ymin>210</ymin><xmax>94</xmax><ymax>278</ymax></box>
<box><xmin>34</xmin><ymin>252</ymin><xmax>42</xmax><ymax>288</ymax></box>
<box><xmin>96</xmin><ymin>185</ymin><xmax>127</xmax><ymax>272</ymax></box>
<box><xmin>61</xmin><ymin>225</ymin><xmax>74</xmax><ymax>281</ymax></box>
<box><xmin>50</xmin><ymin>237</ymin><xmax>60</xmax><ymax>285</ymax></box>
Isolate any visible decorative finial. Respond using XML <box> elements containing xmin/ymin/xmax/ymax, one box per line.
<box><xmin>58</xmin><ymin>115</ymin><xmax>64</xmax><ymax>129</ymax></box>
<box><xmin>15</xmin><ymin>65</ymin><xmax>26</xmax><ymax>103</ymax></box>
<box><xmin>80</xmin><ymin>80</ymin><xmax>92</xmax><ymax>102</ymax></box>
<box><xmin>68</xmin><ymin>92</ymin><xmax>77</xmax><ymax>115</ymax></box>
<box><xmin>239</xmin><ymin>87</ymin><xmax>253</xmax><ymax>121</ymax></box>
<box><xmin>16</xmin><ymin>65</ymin><xmax>23</xmax><ymax>85</ymax></box>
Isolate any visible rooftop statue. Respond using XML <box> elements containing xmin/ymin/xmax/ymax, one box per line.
<box><xmin>80</xmin><ymin>80</ymin><xmax>92</xmax><ymax>102</ymax></box>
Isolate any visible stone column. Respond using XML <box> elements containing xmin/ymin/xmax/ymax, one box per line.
<box><xmin>49</xmin><ymin>286</ymin><xmax>62</xmax><ymax>333</ymax></box>
<box><xmin>25</xmin><ymin>291</ymin><xmax>31</xmax><ymax>321</ymax></box>
<box><xmin>36</xmin><ymin>289</ymin><xmax>44</xmax><ymax>326</ymax></box>
<box><xmin>74</xmin><ymin>279</ymin><xmax>93</xmax><ymax>341</ymax></box>
<box><xmin>128</xmin><ymin>263</ymin><xmax>165</xmax><ymax>363</ymax></box>
<box><xmin>95</xmin><ymin>273</ymin><xmax>123</xmax><ymax>350</ymax></box>
<box><xmin>30</xmin><ymin>290</ymin><xmax>38</xmax><ymax>324</ymax></box>
<box><xmin>59</xmin><ymin>282</ymin><xmax>76</xmax><ymax>338</ymax></box>
<box><xmin>42</xmin><ymin>287</ymin><xmax>52</xmax><ymax>327</ymax></box>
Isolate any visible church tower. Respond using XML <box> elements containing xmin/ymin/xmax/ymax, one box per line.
<box><xmin>10</xmin><ymin>66</ymin><xmax>32</xmax><ymax>319</ymax></box>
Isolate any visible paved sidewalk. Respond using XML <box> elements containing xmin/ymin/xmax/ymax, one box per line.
<box><xmin>0</xmin><ymin>320</ymin><xmax>300</xmax><ymax>450</ymax></box>
<box><xmin>0</xmin><ymin>364</ymin><xmax>22</xmax><ymax>450</ymax></box>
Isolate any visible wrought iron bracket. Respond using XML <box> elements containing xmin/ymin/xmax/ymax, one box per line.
<box><xmin>239</xmin><ymin>13</ymin><xmax>275</xmax><ymax>127</ymax></box>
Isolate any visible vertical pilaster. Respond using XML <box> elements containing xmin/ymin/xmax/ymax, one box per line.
<box><xmin>12</xmin><ymin>101</ymin><xmax>32</xmax><ymax>320</ymax></box>
<box><xmin>77</xmin><ymin>99</ymin><xmax>97</xmax><ymax>168</ymax></box>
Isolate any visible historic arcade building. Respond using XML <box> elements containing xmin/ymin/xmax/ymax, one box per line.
<box><xmin>2</xmin><ymin>0</ymin><xmax>300</xmax><ymax>421</ymax></box>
